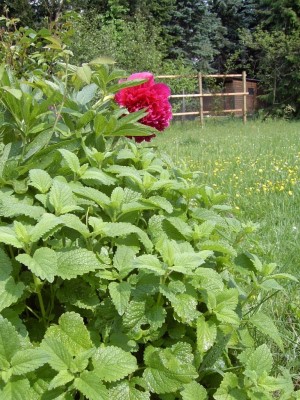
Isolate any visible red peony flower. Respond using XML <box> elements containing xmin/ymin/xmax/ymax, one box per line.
<box><xmin>115</xmin><ymin>72</ymin><xmax>172</xmax><ymax>143</ymax></box>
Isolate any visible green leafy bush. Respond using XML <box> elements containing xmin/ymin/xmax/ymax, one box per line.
<box><xmin>0</xmin><ymin>60</ymin><xmax>298</xmax><ymax>399</ymax></box>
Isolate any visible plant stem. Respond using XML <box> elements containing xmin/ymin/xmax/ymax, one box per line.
<box><xmin>33</xmin><ymin>274</ymin><xmax>47</xmax><ymax>327</ymax></box>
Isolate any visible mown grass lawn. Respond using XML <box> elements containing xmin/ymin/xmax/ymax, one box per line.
<box><xmin>155</xmin><ymin>118</ymin><xmax>300</xmax><ymax>373</ymax></box>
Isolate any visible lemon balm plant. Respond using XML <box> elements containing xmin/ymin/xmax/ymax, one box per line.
<box><xmin>0</xmin><ymin>57</ymin><xmax>299</xmax><ymax>398</ymax></box>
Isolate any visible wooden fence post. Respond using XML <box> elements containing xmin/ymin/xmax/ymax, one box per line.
<box><xmin>198</xmin><ymin>73</ymin><xmax>204</xmax><ymax>127</ymax></box>
<box><xmin>242</xmin><ymin>71</ymin><xmax>247</xmax><ymax>124</ymax></box>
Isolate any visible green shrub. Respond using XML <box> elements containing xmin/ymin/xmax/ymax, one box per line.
<box><xmin>0</xmin><ymin>59</ymin><xmax>298</xmax><ymax>399</ymax></box>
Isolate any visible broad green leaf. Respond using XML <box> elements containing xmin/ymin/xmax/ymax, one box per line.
<box><xmin>134</xmin><ymin>255</ymin><xmax>165</xmax><ymax>276</ymax></box>
<box><xmin>172</xmin><ymin>251</ymin><xmax>212</xmax><ymax>272</ymax></box>
<box><xmin>109</xmin><ymin>380</ymin><xmax>150</xmax><ymax>400</ymax></box>
<box><xmin>2</xmin><ymin>378</ymin><xmax>31</xmax><ymax>400</ymax></box>
<box><xmin>165</xmin><ymin>217</ymin><xmax>193</xmax><ymax>239</ymax></box>
<box><xmin>215</xmin><ymin>289</ymin><xmax>239</xmax><ymax>312</ymax></box>
<box><xmin>17</xmin><ymin>248</ymin><xmax>58</xmax><ymax>283</ymax></box>
<box><xmin>0</xmin><ymin>277</ymin><xmax>25</xmax><ymax>312</ymax></box>
<box><xmin>29</xmin><ymin>169</ymin><xmax>52</xmax><ymax>193</ymax></box>
<box><xmin>248</xmin><ymin>312</ymin><xmax>284</xmax><ymax>351</ymax></box>
<box><xmin>0</xmin><ymin>197</ymin><xmax>45</xmax><ymax>220</ymax></box>
<box><xmin>77</xmin><ymin>65</ymin><xmax>92</xmax><ymax>84</ymax></box>
<box><xmin>10</xmin><ymin>348</ymin><xmax>48</xmax><ymax>375</ymax></box>
<box><xmin>102</xmin><ymin>222</ymin><xmax>153</xmax><ymax>252</ymax></box>
<box><xmin>74</xmin><ymin>371</ymin><xmax>109</xmax><ymax>400</ymax></box>
<box><xmin>46</xmin><ymin>312</ymin><xmax>93</xmax><ymax>354</ymax></box>
<box><xmin>142</xmin><ymin>196</ymin><xmax>173</xmax><ymax>214</ymax></box>
<box><xmin>113</xmin><ymin>246</ymin><xmax>136</xmax><ymax>277</ymax></box>
<box><xmin>197</xmin><ymin>315</ymin><xmax>217</xmax><ymax>354</ymax></box>
<box><xmin>181</xmin><ymin>381</ymin><xmax>207</xmax><ymax>400</ymax></box>
<box><xmin>194</xmin><ymin>221</ymin><xmax>216</xmax><ymax>239</ymax></box>
<box><xmin>40</xmin><ymin>336</ymin><xmax>73</xmax><ymax>371</ymax></box>
<box><xmin>60</xmin><ymin>213</ymin><xmax>90</xmax><ymax>237</ymax></box>
<box><xmin>215</xmin><ymin>309</ymin><xmax>240</xmax><ymax>326</ymax></box>
<box><xmin>214</xmin><ymin>372</ymin><xmax>247</xmax><ymax>400</ymax></box>
<box><xmin>48</xmin><ymin>370</ymin><xmax>74</xmax><ymax>390</ymax></box>
<box><xmin>49</xmin><ymin>180</ymin><xmax>81</xmax><ymax>215</ymax></box>
<box><xmin>171</xmin><ymin>293</ymin><xmax>198</xmax><ymax>323</ymax></box>
<box><xmin>72</xmin><ymin>185</ymin><xmax>110</xmax><ymax>206</ymax></box>
<box><xmin>57</xmin><ymin>248</ymin><xmax>104</xmax><ymax>279</ymax></box>
<box><xmin>30</xmin><ymin>213</ymin><xmax>63</xmax><ymax>242</ymax></box>
<box><xmin>246</xmin><ymin>344</ymin><xmax>273</xmax><ymax>375</ymax></box>
<box><xmin>58</xmin><ymin>149</ymin><xmax>81</xmax><ymax>174</ymax></box>
<box><xmin>75</xmin><ymin>83</ymin><xmax>98</xmax><ymax>105</ymax></box>
<box><xmin>123</xmin><ymin>300</ymin><xmax>166</xmax><ymax>333</ymax></box>
<box><xmin>200</xmin><ymin>240</ymin><xmax>237</xmax><ymax>257</ymax></box>
<box><xmin>0</xmin><ymin>316</ymin><xmax>21</xmax><ymax>368</ymax></box>
<box><xmin>93</xmin><ymin>346</ymin><xmax>137</xmax><ymax>382</ymax></box>
<box><xmin>109</xmin><ymin>282</ymin><xmax>131</xmax><ymax>315</ymax></box>
<box><xmin>143</xmin><ymin>343</ymin><xmax>198</xmax><ymax>394</ymax></box>
<box><xmin>81</xmin><ymin>168</ymin><xmax>116</xmax><ymax>186</ymax></box>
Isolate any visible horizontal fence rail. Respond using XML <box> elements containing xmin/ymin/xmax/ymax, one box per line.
<box><xmin>156</xmin><ymin>72</ymin><xmax>248</xmax><ymax>125</ymax></box>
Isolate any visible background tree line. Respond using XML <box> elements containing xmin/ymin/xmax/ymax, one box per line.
<box><xmin>1</xmin><ymin>0</ymin><xmax>300</xmax><ymax>117</ymax></box>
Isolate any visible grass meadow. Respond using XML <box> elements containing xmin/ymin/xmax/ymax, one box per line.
<box><xmin>155</xmin><ymin>118</ymin><xmax>300</xmax><ymax>373</ymax></box>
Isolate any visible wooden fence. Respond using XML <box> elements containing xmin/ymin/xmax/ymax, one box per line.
<box><xmin>156</xmin><ymin>72</ymin><xmax>248</xmax><ymax>126</ymax></box>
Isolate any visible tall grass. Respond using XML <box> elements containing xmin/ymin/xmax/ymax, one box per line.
<box><xmin>155</xmin><ymin>118</ymin><xmax>300</xmax><ymax>373</ymax></box>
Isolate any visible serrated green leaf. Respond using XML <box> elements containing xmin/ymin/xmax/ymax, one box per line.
<box><xmin>194</xmin><ymin>221</ymin><xmax>216</xmax><ymax>239</ymax></box>
<box><xmin>246</xmin><ymin>344</ymin><xmax>273</xmax><ymax>375</ymax></box>
<box><xmin>2</xmin><ymin>378</ymin><xmax>30</xmax><ymax>400</ymax></box>
<box><xmin>172</xmin><ymin>251</ymin><xmax>212</xmax><ymax>273</ymax></box>
<box><xmin>200</xmin><ymin>240</ymin><xmax>237</xmax><ymax>257</ymax></box>
<box><xmin>49</xmin><ymin>180</ymin><xmax>81</xmax><ymax>215</ymax></box>
<box><xmin>29</xmin><ymin>169</ymin><xmax>52</xmax><ymax>193</ymax></box>
<box><xmin>0</xmin><ymin>277</ymin><xmax>25</xmax><ymax>312</ymax></box>
<box><xmin>10</xmin><ymin>348</ymin><xmax>48</xmax><ymax>375</ymax></box>
<box><xmin>30</xmin><ymin>213</ymin><xmax>63</xmax><ymax>242</ymax></box>
<box><xmin>17</xmin><ymin>247</ymin><xmax>58</xmax><ymax>282</ymax></box>
<box><xmin>113</xmin><ymin>246</ymin><xmax>136</xmax><ymax>278</ymax></box>
<box><xmin>58</xmin><ymin>149</ymin><xmax>81</xmax><ymax>174</ymax></box>
<box><xmin>197</xmin><ymin>315</ymin><xmax>217</xmax><ymax>354</ymax></box>
<box><xmin>74</xmin><ymin>371</ymin><xmax>109</xmax><ymax>400</ymax></box>
<box><xmin>102</xmin><ymin>222</ymin><xmax>153</xmax><ymax>252</ymax></box>
<box><xmin>40</xmin><ymin>336</ymin><xmax>73</xmax><ymax>371</ymax></box>
<box><xmin>181</xmin><ymin>381</ymin><xmax>207</xmax><ymax>400</ymax></box>
<box><xmin>57</xmin><ymin>248</ymin><xmax>103</xmax><ymax>279</ymax></box>
<box><xmin>214</xmin><ymin>372</ymin><xmax>247</xmax><ymax>400</ymax></box>
<box><xmin>0</xmin><ymin>316</ymin><xmax>21</xmax><ymax>368</ymax></box>
<box><xmin>248</xmin><ymin>312</ymin><xmax>284</xmax><ymax>351</ymax></box>
<box><xmin>81</xmin><ymin>168</ymin><xmax>116</xmax><ymax>186</ymax></box>
<box><xmin>0</xmin><ymin>196</ymin><xmax>45</xmax><ymax>220</ymax></box>
<box><xmin>143</xmin><ymin>343</ymin><xmax>198</xmax><ymax>394</ymax></box>
<box><xmin>60</xmin><ymin>213</ymin><xmax>90</xmax><ymax>237</ymax></box>
<box><xmin>142</xmin><ymin>196</ymin><xmax>173</xmax><ymax>214</ymax></box>
<box><xmin>109</xmin><ymin>282</ymin><xmax>131</xmax><ymax>315</ymax></box>
<box><xmin>72</xmin><ymin>185</ymin><xmax>110</xmax><ymax>206</ymax></box>
<box><xmin>134</xmin><ymin>255</ymin><xmax>165</xmax><ymax>276</ymax></box>
<box><xmin>172</xmin><ymin>293</ymin><xmax>198</xmax><ymax>323</ymax></box>
<box><xmin>48</xmin><ymin>370</ymin><xmax>74</xmax><ymax>390</ymax></box>
<box><xmin>46</xmin><ymin>312</ymin><xmax>93</xmax><ymax>354</ymax></box>
<box><xmin>93</xmin><ymin>346</ymin><xmax>137</xmax><ymax>382</ymax></box>
<box><xmin>165</xmin><ymin>217</ymin><xmax>193</xmax><ymax>239</ymax></box>
<box><xmin>109</xmin><ymin>380</ymin><xmax>150</xmax><ymax>400</ymax></box>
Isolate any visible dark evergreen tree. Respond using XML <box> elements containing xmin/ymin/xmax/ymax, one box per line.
<box><xmin>166</xmin><ymin>0</ymin><xmax>226</xmax><ymax>71</ymax></box>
